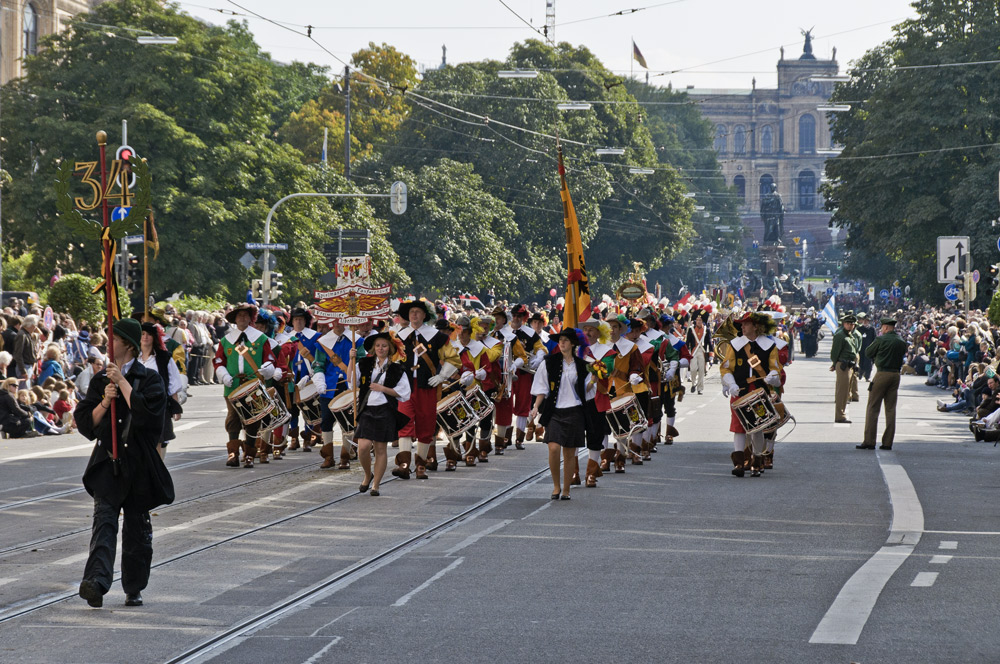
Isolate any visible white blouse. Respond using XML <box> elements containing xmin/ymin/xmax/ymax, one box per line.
<box><xmin>352</xmin><ymin>358</ymin><xmax>411</xmax><ymax>406</ymax></box>
<box><xmin>531</xmin><ymin>357</ymin><xmax>583</xmax><ymax>408</ymax></box>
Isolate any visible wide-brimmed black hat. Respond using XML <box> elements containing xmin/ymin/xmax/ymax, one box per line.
<box><xmin>555</xmin><ymin>328</ymin><xmax>581</xmax><ymax>346</ymax></box>
<box><xmin>225</xmin><ymin>302</ymin><xmax>258</xmax><ymax>325</ymax></box>
<box><xmin>289</xmin><ymin>307</ymin><xmax>312</xmax><ymax>326</ymax></box>
<box><xmin>363</xmin><ymin>331</ymin><xmax>395</xmax><ymax>353</ymax></box>
<box><xmin>397</xmin><ymin>299</ymin><xmax>435</xmax><ymax>321</ymax></box>
<box><xmin>113</xmin><ymin>318</ymin><xmax>142</xmax><ymax>352</ymax></box>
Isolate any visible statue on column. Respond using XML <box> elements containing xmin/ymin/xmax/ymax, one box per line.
<box><xmin>760</xmin><ymin>182</ymin><xmax>785</xmax><ymax>244</ymax></box>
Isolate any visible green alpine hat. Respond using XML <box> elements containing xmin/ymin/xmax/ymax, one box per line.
<box><xmin>112</xmin><ymin>318</ymin><xmax>142</xmax><ymax>352</ymax></box>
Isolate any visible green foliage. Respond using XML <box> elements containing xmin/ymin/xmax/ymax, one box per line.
<box><xmin>47</xmin><ymin>273</ymin><xmax>133</xmax><ymax>324</ymax></box>
<box><xmin>154</xmin><ymin>295</ymin><xmax>229</xmax><ymax>314</ymax></box>
<box><xmin>2</xmin><ymin>0</ymin><xmax>403</xmax><ymax>301</ymax></box>
<box><xmin>826</xmin><ymin>1</ymin><xmax>1000</xmax><ymax>299</ymax></box>
<box><xmin>989</xmin><ymin>290</ymin><xmax>1000</xmax><ymax>327</ymax></box>
<box><xmin>1</xmin><ymin>250</ymin><xmax>47</xmax><ymax>292</ymax></box>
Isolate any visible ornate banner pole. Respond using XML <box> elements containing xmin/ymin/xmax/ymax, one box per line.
<box><xmin>95</xmin><ymin>130</ymin><xmax>120</xmax><ymax>468</ymax></box>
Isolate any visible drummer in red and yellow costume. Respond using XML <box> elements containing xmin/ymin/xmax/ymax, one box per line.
<box><xmin>213</xmin><ymin>303</ymin><xmax>277</xmax><ymax>468</ymax></box>
<box><xmin>251</xmin><ymin>309</ymin><xmax>288</xmax><ymax>464</ymax></box>
<box><xmin>607</xmin><ymin>315</ymin><xmax>647</xmax><ymax>472</ymax></box>
<box><xmin>719</xmin><ymin>311</ymin><xmax>781</xmax><ymax>478</ymax></box>
<box><xmin>392</xmin><ymin>299</ymin><xmax>461</xmax><ymax>480</ymax></box>
<box><xmin>457</xmin><ymin>316</ymin><xmax>504</xmax><ymax>466</ymax></box>
<box><xmin>581</xmin><ymin>318</ymin><xmax>613</xmax><ymax>486</ymax></box>
<box><xmin>763</xmin><ymin>311</ymin><xmax>791</xmax><ymax>469</ymax></box>
<box><xmin>509</xmin><ymin>304</ymin><xmax>546</xmax><ymax>449</ymax></box>
<box><xmin>625</xmin><ymin>317</ymin><xmax>656</xmax><ymax>462</ymax></box>
<box><xmin>656</xmin><ymin>314</ymin><xmax>683</xmax><ymax>444</ymax></box>
<box><xmin>491</xmin><ymin>305</ymin><xmax>528</xmax><ymax>454</ymax></box>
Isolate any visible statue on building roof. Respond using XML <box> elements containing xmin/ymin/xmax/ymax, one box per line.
<box><xmin>800</xmin><ymin>27</ymin><xmax>816</xmax><ymax>60</ymax></box>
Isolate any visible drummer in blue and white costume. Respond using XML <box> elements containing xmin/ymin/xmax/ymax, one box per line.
<box><xmin>313</xmin><ymin>319</ymin><xmax>365</xmax><ymax>470</ymax></box>
<box><xmin>285</xmin><ymin>307</ymin><xmax>321</xmax><ymax>451</ymax></box>
<box><xmin>719</xmin><ymin>311</ymin><xmax>781</xmax><ymax>478</ymax></box>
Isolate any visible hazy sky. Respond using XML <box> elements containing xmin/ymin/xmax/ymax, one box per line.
<box><xmin>175</xmin><ymin>0</ymin><xmax>919</xmax><ymax>90</ymax></box>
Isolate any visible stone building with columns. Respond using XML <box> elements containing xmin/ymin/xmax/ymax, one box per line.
<box><xmin>687</xmin><ymin>34</ymin><xmax>844</xmax><ymax>273</ymax></box>
<box><xmin>1</xmin><ymin>0</ymin><xmax>108</xmax><ymax>84</ymax></box>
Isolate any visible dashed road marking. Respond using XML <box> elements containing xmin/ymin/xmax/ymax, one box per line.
<box><xmin>929</xmin><ymin>555</ymin><xmax>953</xmax><ymax>564</ymax></box>
<box><xmin>392</xmin><ymin>557</ymin><xmax>464</xmax><ymax>607</ymax></box>
<box><xmin>911</xmin><ymin>572</ymin><xmax>938</xmax><ymax>587</ymax></box>
<box><xmin>939</xmin><ymin>541</ymin><xmax>958</xmax><ymax>549</ymax></box>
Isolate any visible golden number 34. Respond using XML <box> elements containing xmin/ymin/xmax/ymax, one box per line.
<box><xmin>73</xmin><ymin>160</ymin><xmax>131</xmax><ymax>211</ymax></box>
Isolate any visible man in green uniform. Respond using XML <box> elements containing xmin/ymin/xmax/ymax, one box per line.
<box><xmin>830</xmin><ymin>313</ymin><xmax>860</xmax><ymax>423</ymax></box>
<box><xmin>857</xmin><ymin>317</ymin><xmax>908</xmax><ymax>450</ymax></box>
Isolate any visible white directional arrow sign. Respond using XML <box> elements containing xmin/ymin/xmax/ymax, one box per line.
<box><xmin>938</xmin><ymin>235</ymin><xmax>970</xmax><ymax>284</ymax></box>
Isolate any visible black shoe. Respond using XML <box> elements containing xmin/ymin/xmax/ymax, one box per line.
<box><xmin>79</xmin><ymin>579</ymin><xmax>103</xmax><ymax>607</ymax></box>
<box><xmin>560</xmin><ymin>495</ymin><xmax>571</xmax><ymax>500</ymax></box>
<box><xmin>836</xmin><ymin>419</ymin><xmax>852</xmax><ymax>424</ymax></box>
<box><xmin>856</xmin><ymin>443</ymin><xmax>876</xmax><ymax>449</ymax></box>
<box><xmin>124</xmin><ymin>592</ymin><xmax>143</xmax><ymax>607</ymax></box>
<box><xmin>879</xmin><ymin>445</ymin><xmax>892</xmax><ymax>450</ymax></box>
<box><xmin>551</xmin><ymin>492</ymin><xmax>560</xmax><ymax>500</ymax></box>
<box><xmin>975</xmin><ymin>428</ymin><xmax>985</xmax><ymax>442</ymax></box>
<box><xmin>369</xmin><ymin>489</ymin><xmax>380</xmax><ymax>496</ymax></box>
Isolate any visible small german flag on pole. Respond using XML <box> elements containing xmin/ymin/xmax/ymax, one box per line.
<box><xmin>632</xmin><ymin>40</ymin><xmax>648</xmax><ymax>69</ymax></box>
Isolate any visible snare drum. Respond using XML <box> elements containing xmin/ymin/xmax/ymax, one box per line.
<box><xmin>328</xmin><ymin>390</ymin><xmax>356</xmax><ymax>434</ymax></box>
<box><xmin>259</xmin><ymin>386</ymin><xmax>292</xmax><ymax>432</ymax></box>
<box><xmin>731</xmin><ymin>388</ymin><xmax>779</xmax><ymax>434</ymax></box>
<box><xmin>228</xmin><ymin>379</ymin><xmax>276</xmax><ymax>426</ymax></box>
<box><xmin>463</xmin><ymin>385</ymin><xmax>495</xmax><ymax>420</ymax></box>
<box><xmin>295</xmin><ymin>381</ymin><xmax>323</xmax><ymax>426</ymax></box>
<box><xmin>605</xmin><ymin>394</ymin><xmax>645</xmax><ymax>437</ymax></box>
<box><xmin>436</xmin><ymin>392</ymin><xmax>479</xmax><ymax>438</ymax></box>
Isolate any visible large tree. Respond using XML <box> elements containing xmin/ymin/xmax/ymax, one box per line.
<box><xmin>825</xmin><ymin>1</ymin><xmax>1000</xmax><ymax>302</ymax></box>
<box><xmin>1</xmin><ymin>0</ymin><xmax>402</xmax><ymax>301</ymax></box>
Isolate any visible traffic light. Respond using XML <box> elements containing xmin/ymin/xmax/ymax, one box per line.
<box><xmin>269</xmin><ymin>272</ymin><xmax>284</xmax><ymax>301</ymax></box>
<box><xmin>251</xmin><ymin>279</ymin><xmax>263</xmax><ymax>301</ymax></box>
<box><xmin>126</xmin><ymin>255</ymin><xmax>140</xmax><ymax>291</ymax></box>
<box><xmin>990</xmin><ymin>264</ymin><xmax>1000</xmax><ymax>289</ymax></box>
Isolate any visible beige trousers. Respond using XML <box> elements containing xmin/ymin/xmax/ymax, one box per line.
<box><xmin>834</xmin><ymin>364</ymin><xmax>854</xmax><ymax>421</ymax></box>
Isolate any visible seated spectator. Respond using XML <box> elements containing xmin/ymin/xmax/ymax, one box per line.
<box><xmin>52</xmin><ymin>388</ymin><xmax>74</xmax><ymax>429</ymax></box>
<box><xmin>75</xmin><ymin>352</ymin><xmax>103</xmax><ymax>399</ymax></box>
<box><xmin>0</xmin><ymin>377</ymin><xmax>37</xmax><ymax>438</ymax></box>
<box><xmin>37</xmin><ymin>345</ymin><xmax>66</xmax><ymax>383</ymax></box>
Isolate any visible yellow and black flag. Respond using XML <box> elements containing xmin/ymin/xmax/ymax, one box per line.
<box><xmin>557</xmin><ymin>145</ymin><xmax>592</xmax><ymax>328</ymax></box>
<box><xmin>632</xmin><ymin>40</ymin><xmax>648</xmax><ymax>69</ymax></box>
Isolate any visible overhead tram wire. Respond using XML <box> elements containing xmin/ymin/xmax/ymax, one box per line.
<box><xmin>494</xmin><ymin>0</ymin><xmax>551</xmax><ymax>43</ymax></box>
<box><xmin>555</xmin><ymin>0</ymin><xmax>691</xmax><ymax>27</ymax></box>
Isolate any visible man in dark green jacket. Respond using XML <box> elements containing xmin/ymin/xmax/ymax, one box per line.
<box><xmin>857</xmin><ymin>317</ymin><xmax>909</xmax><ymax>450</ymax></box>
<box><xmin>830</xmin><ymin>313</ymin><xmax>860</xmax><ymax>423</ymax></box>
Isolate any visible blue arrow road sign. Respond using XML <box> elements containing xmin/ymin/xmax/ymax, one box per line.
<box><xmin>245</xmin><ymin>242</ymin><xmax>288</xmax><ymax>250</ymax></box>
<box><xmin>891</xmin><ymin>287</ymin><xmax>902</xmax><ymax>298</ymax></box>
<box><xmin>825</xmin><ymin>287</ymin><xmax>834</xmax><ymax>296</ymax></box>
<box><xmin>879</xmin><ymin>289</ymin><xmax>890</xmax><ymax>300</ymax></box>
<box><xmin>111</xmin><ymin>206</ymin><xmax>131</xmax><ymax>222</ymax></box>
<box><xmin>944</xmin><ymin>283</ymin><xmax>960</xmax><ymax>301</ymax></box>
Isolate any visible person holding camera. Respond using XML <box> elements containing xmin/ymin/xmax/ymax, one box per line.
<box><xmin>830</xmin><ymin>313</ymin><xmax>861</xmax><ymax>423</ymax></box>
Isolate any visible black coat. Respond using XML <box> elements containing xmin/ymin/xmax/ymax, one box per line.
<box><xmin>76</xmin><ymin>359</ymin><xmax>174</xmax><ymax>511</ymax></box>
<box><xmin>0</xmin><ymin>390</ymin><xmax>31</xmax><ymax>429</ymax></box>
<box><xmin>537</xmin><ymin>353</ymin><xmax>601</xmax><ymax>440</ymax></box>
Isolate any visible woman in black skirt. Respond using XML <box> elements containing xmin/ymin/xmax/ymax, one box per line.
<box><xmin>349</xmin><ymin>332</ymin><xmax>410</xmax><ymax>496</ymax></box>
<box><xmin>529</xmin><ymin>329</ymin><xmax>596</xmax><ymax>500</ymax></box>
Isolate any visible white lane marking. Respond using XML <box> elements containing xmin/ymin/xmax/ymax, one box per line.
<box><xmin>444</xmin><ymin>520</ymin><xmax>511</xmax><ymax>555</ymax></box>
<box><xmin>392</xmin><ymin>557</ymin><xmax>464</xmax><ymax>607</ymax></box>
<box><xmin>911</xmin><ymin>572</ymin><xmax>938</xmax><ymax>587</ymax></box>
<box><xmin>53</xmin><ymin>480</ymin><xmax>324</xmax><ymax>566</ymax></box>
<box><xmin>0</xmin><ymin>578</ymin><xmax>17</xmax><ymax>587</ymax></box>
<box><xmin>309</xmin><ymin>607</ymin><xmax>358</xmax><ymax>637</ymax></box>
<box><xmin>809</xmin><ymin>456</ymin><xmax>924</xmax><ymax>645</ymax></box>
<box><xmin>924</xmin><ymin>530</ymin><xmax>1000</xmax><ymax>535</ymax></box>
<box><xmin>916</xmin><ymin>422</ymin><xmax>929</xmax><ymax>427</ymax></box>
<box><xmin>0</xmin><ymin>443</ymin><xmax>93</xmax><ymax>465</ymax></box>
<box><xmin>173</xmin><ymin>420</ymin><xmax>209</xmax><ymax>433</ymax></box>
<box><xmin>697</xmin><ymin>403</ymin><xmax>707</xmax><ymax>409</ymax></box>
<box><xmin>522</xmin><ymin>502</ymin><xmax>552</xmax><ymax>521</ymax></box>
<box><xmin>939</xmin><ymin>541</ymin><xmax>958</xmax><ymax>549</ymax></box>
<box><xmin>303</xmin><ymin>636</ymin><xmax>342</xmax><ymax>663</ymax></box>
<box><xmin>833</xmin><ymin>423</ymin><xmax>851</xmax><ymax>428</ymax></box>
<box><xmin>929</xmin><ymin>555</ymin><xmax>953</xmax><ymax>564</ymax></box>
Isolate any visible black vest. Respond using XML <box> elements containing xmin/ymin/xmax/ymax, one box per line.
<box><xmin>356</xmin><ymin>356</ymin><xmax>406</xmax><ymax>416</ymax></box>
<box><xmin>402</xmin><ymin>328</ymin><xmax>449</xmax><ymax>389</ymax></box>
<box><xmin>539</xmin><ymin>353</ymin><xmax>589</xmax><ymax>425</ymax></box>
<box><xmin>732</xmin><ymin>338</ymin><xmax>774</xmax><ymax>395</ymax></box>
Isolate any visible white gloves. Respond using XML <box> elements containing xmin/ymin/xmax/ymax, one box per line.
<box><xmin>629</xmin><ymin>373</ymin><xmax>643</xmax><ymax>386</ymax></box>
<box><xmin>460</xmin><ymin>371</ymin><xmax>475</xmax><ymax>387</ymax></box>
<box><xmin>428</xmin><ymin>374</ymin><xmax>446</xmax><ymax>387</ymax></box>
<box><xmin>475</xmin><ymin>368</ymin><xmax>487</xmax><ymax>381</ymax></box>
<box><xmin>680</xmin><ymin>358</ymin><xmax>690</xmax><ymax>368</ymax></box>
<box><xmin>529</xmin><ymin>351</ymin><xmax>544</xmax><ymax>370</ymax></box>
<box><xmin>764</xmin><ymin>370</ymin><xmax>781</xmax><ymax>387</ymax></box>
<box><xmin>722</xmin><ymin>373</ymin><xmax>740</xmax><ymax>398</ymax></box>
<box><xmin>216</xmin><ymin>367</ymin><xmax>233</xmax><ymax>387</ymax></box>
<box><xmin>259</xmin><ymin>362</ymin><xmax>275</xmax><ymax>381</ymax></box>
<box><xmin>297</xmin><ymin>375</ymin><xmax>312</xmax><ymax>389</ymax></box>
<box><xmin>271</xmin><ymin>367</ymin><xmax>283</xmax><ymax>382</ymax></box>
<box><xmin>429</xmin><ymin>361</ymin><xmax>458</xmax><ymax>387</ymax></box>
<box><xmin>311</xmin><ymin>373</ymin><xmax>327</xmax><ymax>394</ymax></box>
<box><xmin>512</xmin><ymin>357</ymin><xmax>525</xmax><ymax>371</ymax></box>
<box><xmin>663</xmin><ymin>361</ymin><xmax>678</xmax><ymax>382</ymax></box>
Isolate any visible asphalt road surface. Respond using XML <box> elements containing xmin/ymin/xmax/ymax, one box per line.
<box><xmin>1</xmin><ymin>339</ymin><xmax>998</xmax><ymax>664</ymax></box>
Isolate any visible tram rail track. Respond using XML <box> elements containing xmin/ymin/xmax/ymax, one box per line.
<box><xmin>165</xmin><ymin>464</ymin><xmax>548</xmax><ymax>664</ymax></box>
<box><xmin>0</xmin><ymin>457</ymin><xmax>326</xmax><ymax>558</ymax></box>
